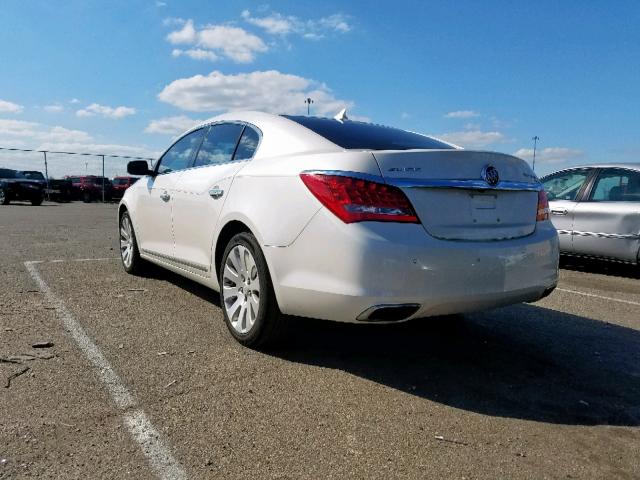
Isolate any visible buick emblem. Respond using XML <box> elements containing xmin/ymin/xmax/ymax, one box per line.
<box><xmin>481</xmin><ymin>165</ymin><xmax>500</xmax><ymax>186</ymax></box>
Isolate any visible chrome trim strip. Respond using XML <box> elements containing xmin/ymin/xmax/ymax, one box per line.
<box><xmin>300</xmin><ymin>170</ymin><xmax>542</xmax><ymax>191</ymax></box>
<box><xmin>388</xmin><ymin>178</ymin><xmax>542</xmax><ymax>191</ymax></box>
<box><xmin>141</xmin><ymin>248</ymin><xmax>209</xmax><ymax>272</ymax></box>
<box><xmin>557</xmin><ymin>229</ymin><xmax>571</xmax><ymax>235</ymax></box>
<box><xmin>301</xmin><ymin>170</ymin><xmax>384</xmax><ymax>183</ymax></box>
<box><xmin>572</xmin><ymin>231</ymin><xmax>640</xmax><ymax>240</ymax></box>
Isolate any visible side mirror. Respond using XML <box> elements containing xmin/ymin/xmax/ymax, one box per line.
<box><xmin>127</xmin><ymin>160</ymin><xmax>153</xmax><ymax>176</ymax></box>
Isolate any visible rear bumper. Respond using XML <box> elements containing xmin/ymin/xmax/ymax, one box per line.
<box><xmin>265</xmin><ymin>209</ymin><xmax>559</xmax><ymax>323</ymax></box>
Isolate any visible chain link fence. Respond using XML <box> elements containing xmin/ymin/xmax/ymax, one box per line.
<box><xmin>0</xmin><ymin>146</ymin><xmax>155</xmax><ymax>202</ymax></box>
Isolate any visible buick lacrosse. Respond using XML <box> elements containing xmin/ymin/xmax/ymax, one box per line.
<box><xmin>119</xmin><ymin>111</ymin><xmax>559</xmax><ymax>346</ymax></box>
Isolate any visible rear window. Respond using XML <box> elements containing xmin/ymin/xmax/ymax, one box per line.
<box><xmin>282</xmin><ymin>116</ymin><xmax>453</xmax><ymax>151</ymax></box>
<box><xmin>22</xmin><ymin>171</ymin><xmax>45</xmax><ymax>180</ymax></box>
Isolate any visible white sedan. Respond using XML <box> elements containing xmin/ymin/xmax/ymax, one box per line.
<box><xmin>119</xmin><ymin>111</ymin><xmax>559</xmax><ymax>347</ymax></box>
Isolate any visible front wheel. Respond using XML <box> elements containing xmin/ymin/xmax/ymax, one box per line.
<box><xmin>31</xmin><ymin>195</ymin><xmax>44</xmax><ymax>206</ymax></box>
<box><xmin>82</xmin><ymin>191</ymin><xmax>92</xmax><ymax>203</ymax></box>
<box><xmin>220</xmin><ymin>232</ymin><xmax>285</xmax><ymax>348</ymax></box>
<box><xmin>119</xmin><ymin>211</ymin><xmax>146</xmax><ymax>275</ymax></box>
<box><xmin>0</xmin><ymin>188</ymin><xmax>9</xmax><ymax>205</ymax></box>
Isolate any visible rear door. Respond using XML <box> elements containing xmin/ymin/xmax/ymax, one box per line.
<box><xmin>572</xmin><ymin>167</ymin><xmax>640</xmax><ymax>262</ymax></box>
<box><xmin>541</xmin><ymin>168</ymin><xmax>594</xmax><ymax>252</ymax></box>
<box><xmin>172</xmin><ymin>123</ymin><xmax>260</xmax><ymax>275</ymax></box>
<box><xmin>135</xmin><ymin>128</ymin><xmax>204</xmax><ymax>259</ymax></box>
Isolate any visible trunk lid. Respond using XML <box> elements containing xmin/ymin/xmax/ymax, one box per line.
<box><xmin>373</xmin><ymin>150</ymin><xmax>540</xmax><ymax>241</ymax></box>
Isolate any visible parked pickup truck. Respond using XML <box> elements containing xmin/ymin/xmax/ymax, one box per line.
<box><xmin>0</xmin><ymin>168</ymin><xmax>45</xmax><ymax>205</ymax></box>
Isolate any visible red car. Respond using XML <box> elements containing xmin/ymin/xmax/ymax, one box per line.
<box><xmin>111</xmin><ymin>176</ymin><xmax>138</xmax><ymax>200</ymax></box>
<box><xmin>65</xmin><ymin>175</ymin><xmax>113</xmax><ymax>202</ymax></box>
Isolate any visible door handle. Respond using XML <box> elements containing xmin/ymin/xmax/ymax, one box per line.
<box><xmin>160</xmin><ymin>191</ymin><xmax>170</xmax><ymax>202</ymax></box>
<box><xmin>551</xmin><ymin>208</ymin><xmax>568</xmax><ymax>216</ymax></box>
<box><xmin>209</xmin><ymin>187</ymin><xmax>224</xmax><ymax>199</ymax></box>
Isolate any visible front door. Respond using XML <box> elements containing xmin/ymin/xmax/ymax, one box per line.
<box><xmin>172</xmin><ymin>123</ymin><xmax>261</xmax><ymax>276</ymax></box>
<box><xmin>542</xmin><ymin>168</ymin><xmax>593</xmax><ymax>253</ymax></box>
<box><xmin>135</xmin><ymin>128</ymin><xmax>205</xmax><ymax>259</ymax></box>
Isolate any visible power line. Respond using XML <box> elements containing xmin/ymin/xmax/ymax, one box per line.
<box><xmin>0</xmin><ymin>146</ymin><xmax>155</xmax><ymax>161</ymax></box>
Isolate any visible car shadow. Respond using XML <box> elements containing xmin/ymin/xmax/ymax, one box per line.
<box><xmin>269</xmin><ymin>303</ymin><xmax>640</xmax><ymax>427</ymax></box>
<box><xmin>143</xmin><ymin>267</ymin><xmax>640</xmax><ymax>427</ymax></box>
<box><xmin>560</xmin><ymin>255</ymin><xmax>639</xmax><ymax>279</ymax></box>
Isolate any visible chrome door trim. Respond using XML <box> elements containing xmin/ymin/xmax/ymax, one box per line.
<box><xmin>141</xmin><ymin>248</ymin><xmax>209</xmax><ymax>272</ymax></box>
<box><xmin>571</xmin><ymin>231</ymin><xmax>640</xmax><ymax>240</ymax></box>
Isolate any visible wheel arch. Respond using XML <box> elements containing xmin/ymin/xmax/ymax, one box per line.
<box><xmin>214</xmin><ymin>220</ymin><xmax>253</xmax><ymax>280</ymax></box>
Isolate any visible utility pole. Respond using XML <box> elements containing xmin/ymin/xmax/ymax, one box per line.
<box><xmin>304</xmin><ymin>97</ymin><xmax>314</xmax><ymax>115</ymax></box>
<box><xmin>101</xmin><ymin>155</ymin><xmax>105</xmax><ymax>203</ymax></box>
<box><xmin>532</xmin><ymin>136</ymin><xmax>540</xmax><ymax>172</ymax></box>
<box><xmin>42</xmin><ymin>151</ymin><xmax>50</xmax><ymax>200</ymax></box>
<box><xmin>85</xmin><ymin>161</ymin><xmax>88</xmax><ymax>174</ymax></box>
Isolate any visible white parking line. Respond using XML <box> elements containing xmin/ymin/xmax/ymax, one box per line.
<box><xmin>24</xmin><ymin>261</ymin><xmax>187</xmax><ymax>480</ymax></box>
<box><xmin>557</xmin><ymin>287</ymin><xmax>640</xmax><ymax>307</ymax></box>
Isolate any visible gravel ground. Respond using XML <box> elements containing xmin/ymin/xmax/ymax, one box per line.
<box><xmin>1</xmin><ymin>201</ymin><xmax>638</xmax><ymax>479</ymax></box>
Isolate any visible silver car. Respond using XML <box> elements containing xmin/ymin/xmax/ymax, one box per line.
<box><xmin>541</xmin><ymin>163</ymin><xmax>640</xmax><ymax>264</ymax></box>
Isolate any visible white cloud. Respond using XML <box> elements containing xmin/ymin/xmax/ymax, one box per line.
<box><xmin>76</xmin><ymin>103</ymin><xmax>136</xmax><ymax>119</ymax></box>
<box><xmin>69</xmin><ymin>98</ymin><xmax>81</xmax><ymax>104</ymax></box>
<box><xmin>145</xmin><ymin>115</ymin><xmax>203</xmax><ymax>135</ymax></box>
<box><xmin>513</xmin><ymin>147</ymin><xmax>583</xmax><ymax>164</ymax></box>
<box><xmin>0</xmin><ymin>99</ymin><xmax>24</xmax><ymax>114</ymax></box>
<box><xmin>444</xmin><ymin>110</ymin><xmax>480</xmax><ymax>119</ymax></box>
<box><xmin>44</xmin><ymin>104</ymin><xmax>64</xmax><ymax>113</ymax></box>
<box><xmin>158</xmin><ymin>70</ymin><xmax>353</xmax><ymax>116</ymax></box>
<box><xmin>166</xmin><ymin>20</ymin><xmax>267</xmax><ymax>63</ymax></box>
<box><xmin>171</xmin><ymin>48</ymin><xmax>218</xmax><ymax>61</ymax></box>
<box><xmin>241</xmin><ymin>10</ymin><xmax>351</xmax><ymax>38</ymax></box>
<box><xmin>437</xmin><ymin>130</ymin><xmax>505</xmax><ymax>148</ymax></box>
<box><xmin>400</xmin><ymin>112</ymin><xmax>411</xmax><ymax>120</ymax></box>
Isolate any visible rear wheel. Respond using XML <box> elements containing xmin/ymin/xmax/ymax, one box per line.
<box><xmin>220</xmin><ymin>232</ymin><xmax>285</xmax><ymax>348</ymax></box>
<box><xmin>82</xmin><ymin>191</ymin><xmax>92</xmax><ymax>203</ymax></box>
<box><xmin>31</xmin><ymin>195</ymin><xmax>44</xmax><ymax>206</ymax></box>
<box><xmin>119</xmin><ymin>211</ymin><xmax>146</xmax><ymax>275</ymax></box>
<box><xmin>0</xmin><ymin>188</ymin><xmax>8</xmax><ymax>205</ymax></box>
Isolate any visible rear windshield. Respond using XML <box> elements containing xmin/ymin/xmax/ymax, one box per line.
<box><xmin>282</xmin><ymin>115</ymin><xmax>453</xmax><ymax>151</ymax></box>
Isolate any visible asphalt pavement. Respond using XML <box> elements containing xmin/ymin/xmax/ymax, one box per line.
<box><xmin>1</xmin><ymin>202</ymin><xmax>638</xmax><ymax>479</ymax></box>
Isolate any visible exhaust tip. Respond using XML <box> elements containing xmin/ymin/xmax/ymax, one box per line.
<box><xmin>357</xmin><ymin>304</ymin><xmax>421</xmax><ymax>322</ymax></box>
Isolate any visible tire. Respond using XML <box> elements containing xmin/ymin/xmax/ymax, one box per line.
<box><xmin>219</xmin><ymin>232</ymin><xmax>285</xmax><ymax>348</ymax></box>
<box><xmin>31</xmin><ymin>195</ymin><xmax>44</xmax><ymax>206</ymax></box>
<box><xmin>119</xmin><ymin>211</ymin><xmax>146</xmax><ymax>275</ymax></box>
<box><xmin>82</xmin><ymin>191</ymin><xmax>92</xmax><ymax>203</ymax></box>
<box><xmin>0</xmin><ymin>188</ymin><xmax>9</xmax><ymax>205</ymax></box>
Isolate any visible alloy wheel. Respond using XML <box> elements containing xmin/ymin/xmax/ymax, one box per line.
<box><xmin>222</xmin><ymin>245</ymin><xmax>261</xmax><ymax>334</ymax></box>
<box><xmin>120</xmin><ymin>215</ymin><xmax>134</xmax><ymax>268</ymax></box>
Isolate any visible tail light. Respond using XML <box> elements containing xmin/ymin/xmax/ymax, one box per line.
<box><xmin>299</xmin><ymin>173</ymin><xmax>419</xmax><ymax>224</ymax></box>
<box><xmin>536</xmin><ymin>190</ymin><xmax>549</xmax><ymax>221</ymax></box>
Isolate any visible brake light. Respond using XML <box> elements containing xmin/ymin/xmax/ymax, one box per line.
<box><xmin>300</xmin><ymin>173</ymin><xmax>419</xmax><ymax>224</ymax></box>
<box><xmin>536</xmin><ymin>190</ymin><xmax>549</xmax><ymax>221</ymax></box>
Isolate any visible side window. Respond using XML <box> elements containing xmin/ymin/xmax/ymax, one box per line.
<box><xmin>157</xmin><ymin>129</ymin><xmax>205</xmax><ymax>174</ymax></box>
<box><xmin>194</xmin><ymin>123</ymin><xmax>244</xmax><ymax>168</ymax></box>
<box><xmin>542</xmin><ymin>169</ymin><xmax>591</xmax><ymax>201</ymax></box>
<box><xmin>234</xmin><ymin>126</ymin><xmax>260</xmax><ymax>160</ymax></box>
<box><xmin>590</xmin><ymin>169</ymin><xmax>640</xmax><ymax>202</ymax></box>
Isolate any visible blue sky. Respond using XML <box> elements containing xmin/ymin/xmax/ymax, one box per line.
<box><xmin>0</xmin><ymin>0</ymin><xmax>638</xmax><ymax>177</ymax></box>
